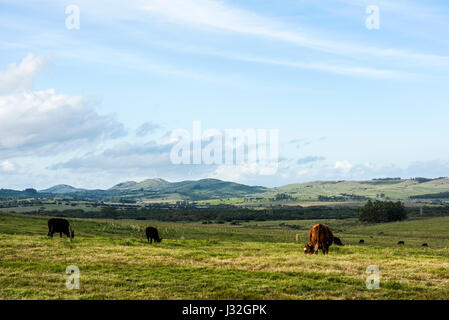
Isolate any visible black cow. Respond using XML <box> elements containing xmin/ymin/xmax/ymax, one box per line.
<box><xmin>48</xmin><ymin>218</ymin><xmax>74</xmax><ymax>240</ymax></box>
<box><xmin>422</xmin><ymin>243</ymin><xmax>428</xmax><ymax>247</ymax></box>
<box><xmin>145</xmin><ymin>227</ymin><xmax>162</xmax><ymax>244</ymax></box>
<box><xmin>397</xmin><ymin>241</ymin><xmax>404</xmax><ymax>245</ymax></box>
<box><xmin>333</xmin><ymin>236</ymin><xmax>344</xmax><ymax>246</ymax></box>
<box><xmin>359</xmin><ymin>239</ymin><xmax>365</xmax><ymax>244</ymax></box>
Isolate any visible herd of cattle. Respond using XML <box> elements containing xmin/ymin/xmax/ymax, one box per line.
<box><xmin>302</xmin><ymin>223</ymin><xmax>429</xmax><ymax>254</ymax></box>
<box><xmin>47</xmin><ymin>218</ymin><xmax>161</xmax><ymax>244</ymax></box>
<box><xmin>47</xmin><ymin>218</ymin><xmax>429</xmax><ymax>253</ymax></box>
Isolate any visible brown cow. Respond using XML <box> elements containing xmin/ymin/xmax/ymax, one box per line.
<box><xmin>304</xmin><ymin>224</ymin><xmax>333</xmax><ymax>255</ymax></box>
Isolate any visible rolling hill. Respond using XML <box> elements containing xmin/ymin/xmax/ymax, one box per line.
<box><xmin>38</xmin><ymin>178</ymin><xmax>268</xmax><ymax>201</ymax></box>
<box><xmin>39</xmin><ymin>184</ymin><xmax>87</xmax><ymax>194</ymax></box>
<box><xmin>273</xmin><ymin>177</ymin><xmax>449</xmax><ymax>200</ymax></box>
<box><xmin>23</xmin><ymin>177</ymin><xmax>449</xmax><ymax>202</ymax></box>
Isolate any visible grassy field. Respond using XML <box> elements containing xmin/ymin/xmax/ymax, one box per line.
<box><xmin>1</xmin><ymin>212</ymin><xmax>449</xmax><ymax>299</ymax></box>
<box><xmin>275</xmin><ymin>178</ymin><xmax>449</xmax><ymax>200</ymax></box>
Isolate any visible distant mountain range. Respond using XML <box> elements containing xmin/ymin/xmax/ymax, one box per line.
<box><xmin>2</xmin><ymin>177</ymin><xmax>449</xmax><ymax>202</ymax></box>
<box><xmin>38</xmin><ymin>178</ymin><xmax>268</xmax><ymax>201</ymax></box>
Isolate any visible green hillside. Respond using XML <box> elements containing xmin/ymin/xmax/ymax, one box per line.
<box><xmin>109</xmin><ymin>178</ymin><xmax>170</xmax><ymax>191</ymax></box>
<box><xmin>273</xmin><ymin>178</ymin><xmax>449</xmax><ymax>200</ymax></box>
<box><xmin>40</xmin><ymin>184</ymin><xmax>87</xmax><ymax>194</ymax></box>
<box><xmin>29</xmin><ymin>177</ymin><xmax>449</xmax><ymax>203</ymax></box>
<box><xmin>38</xmin><ymin>178</ymin><xmax>268</xmax><ymax>201</ymax></box>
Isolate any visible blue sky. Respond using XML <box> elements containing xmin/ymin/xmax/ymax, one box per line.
<box><xmin>0</xmin><ymin>0</ymin><xmax>448</xmax><ymax>189</ymax></box>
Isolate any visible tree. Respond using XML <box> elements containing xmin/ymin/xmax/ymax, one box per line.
<box><xmin>24</xmin><ymin>188</ymin><xmax>38</xmax><ymax>194</ymax></box>
<box><xmin>359</xmin><ymin>200</ymin><xmax>407</xmax><ymax>223</ymax></box>
<box><xmin>99</xmin><ymin>206</ymin><xmax>118</xmax><ymax>218</ymax></box>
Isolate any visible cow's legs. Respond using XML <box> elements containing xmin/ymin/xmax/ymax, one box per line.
<box><xmin>60</xmin><ymin>232</ymin><xmax>63</xmax><ymax>238</ymax></box>
<box><xmin>149</xmin><ymin>237</ymin><xmax>153</xmax><ymax>244</ymax></box>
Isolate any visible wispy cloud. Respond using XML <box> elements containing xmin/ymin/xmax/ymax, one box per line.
<box><xmin>4</xmin><ymin>0</ymin><xmax>445</xmax><ymax>80</ymax></box>
<box><xmin>297</xmin><ymin>156</ymin><xmax>326</xmax><ymax>165</ymax></box>
<box><xmin>136</xmin><ymin>122</ymin><xmax>162</xmax><ymax>137</ymax></box>
<box><xmin>158</xmin><ymin>42</ymin><xmax>407</xmax><ymax>78</ymax></box>
<box><xmin>140</xmin><ymin>0</ymin><xmax>449</xmax><ymax>68</ymax></box>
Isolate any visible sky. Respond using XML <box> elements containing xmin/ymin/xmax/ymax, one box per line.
<box><xmin>0</xmin><ymin>0</ymin><xmax>448</xmax><ymax>190</ymax></box>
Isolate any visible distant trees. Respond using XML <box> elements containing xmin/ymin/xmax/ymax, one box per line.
<box><xmin>24</xmin><ymin>188</ymin><xmax>37</xmax><ymax>194</ymax></box>
<box><xmin>359</xmin><ymin>200</ymin><xmax>407</xmax><ymax>223</ymax></box>
<box><xmin>274</xmin><ymin>193</ymin><xmax>294</xmax><ymax>201</ymax></box>
<box><xmin>318</xmin><ymin>195</ymin><xmax>347</xmax><ymax>202</ymax></box>
<box><xmin>99</xmin><ymin>206</ymin><xmax>118</xmax><ymax>218</ymax></box>
<box><xmin>410</xmin><ymin>192</ymin><xmax>449</xmax><ymax>199</ymax></box>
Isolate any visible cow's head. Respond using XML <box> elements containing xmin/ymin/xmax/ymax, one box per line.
<box><xmin>156</xmin><ymin>238</ymin><xmax>162</xmax><ymax>243</ymax></box>
<box><xmin>304</xmin><ymin>243</ymin><xmax>314</xmax><ymax>254</ymax></box>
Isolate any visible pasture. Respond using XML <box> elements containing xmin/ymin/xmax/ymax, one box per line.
<box><xmin>1</xmin><ymin>212</ymin><xmax>449</xmax><ymax>299</ymax></box>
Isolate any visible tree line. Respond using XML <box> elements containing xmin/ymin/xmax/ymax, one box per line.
<box><xmin>359</xmin><ymin>200</ymin><xmax>407</xmax><ymax>223</ymax></box>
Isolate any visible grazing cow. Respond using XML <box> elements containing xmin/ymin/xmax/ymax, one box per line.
<box><xmin>359</xmin><ymin>239</ymin><xmax>365</xmax><ymax>244</ymax></box>
<box><xmin>422</xmin><ymin>243</ymin><xmax>428</xmax><ymax>247</ymax></box>
<box><xmin>304</xmin><ymin>224</ymin><xmax>333</xmax><ymax>255</ymax></box>
<box><xmin>333</xmin><ymin>236</ymin><xmax>344</xmax><ymax>246</ymax></box>
<box><xmin>145</xmin><ymin>227</ymin><xmax>162</xmax><ymax>244</ymax></box>
<box><xmin>397</xmin><ymin>241</ymin><xmax>404</xmax><ymax>245</ymax></box>
<box><xmin>48</xmin><ymin>218</ymin><xmax>74</xmax><ymax>240</ymax></box>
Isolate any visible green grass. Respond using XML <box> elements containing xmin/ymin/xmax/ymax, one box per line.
<box><xmin>1</xmin><ymin>212</ymin><xmax>449</xmax><ymax>299</ymax></box>
<box><xmin>274</xmin><ymin>178</ymin><xmax>449</xmax><ymax>200</ymax></box>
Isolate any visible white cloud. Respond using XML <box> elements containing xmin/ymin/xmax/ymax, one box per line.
<box><xmin>405</xmin><ymin>159</ymin><xmax>449</xmax><ymax>178</ymax></box>
<box><xmin>0</xmin><ymin>55</ymin><xmax>126</xmax><ymax>158</ymax></box>
<box><xmin>49</xmin><ymin>140</ymin><xmax>208</xmax><ymax>175</ymax></box>
<box><xmin>334</xmin><ymin>160</ymin><xmax>354</xmax><ymax>173</ymax></box>
<box><xmin>211</xmin><ymin>161</ymin><xmax>279</xmax><ymax>181</ymax></box>
<box><xmin>297</xmin><ymin>156</ymin><xmax>326</xmax><ymax>165</ymax></box>
<box><xmin>136</xmin><ymin>121</ymin><xmax>162</xmax><ymax>137</ymax></box>
<box><xmin>0</xmin><ymin>53</ymin><xmax>47</xmax><ymax>94</ymax></box>
<box><xmin>1</xmin><ymin>160</ymin><xmax>16</xmax><ymax>172</ymax></box>
<box><xmin>0</xmin><ymin>89</ymin><xmax>125</xmax><ymax>157</ymax></box>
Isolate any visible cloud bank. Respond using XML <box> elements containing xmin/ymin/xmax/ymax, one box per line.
<box><xmin>0</xmin><ymin>54</ymin><xmax>126</xmax><ymax>158</ymax></box>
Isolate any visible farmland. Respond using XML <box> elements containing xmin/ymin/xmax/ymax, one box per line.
<box><xmin>1</xmin><ymin>212</ymin><xmax>449</xmax><ymax>299</ymax></box>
